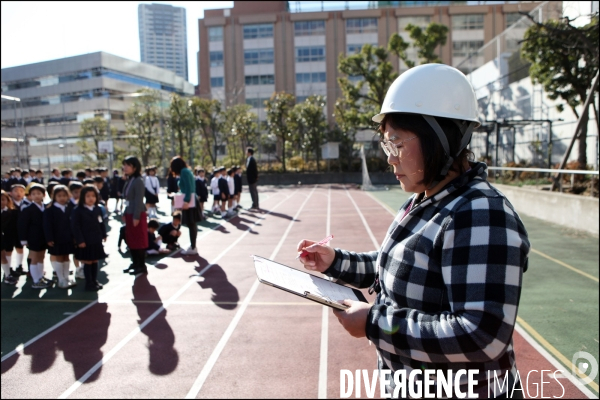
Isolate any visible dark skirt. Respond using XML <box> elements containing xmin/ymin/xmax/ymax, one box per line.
<box><xmin>1</xmin><ymin>237</ymin><xmax>14</xmax><ymax>252</ymax></box>
<box><xmin>125</xmin><ymin>212</ymin><xmax>148</xmax><ymax>250</ymax></box>
<box><xmin>145</xmin><ymin>190</ymin><xmax>159</xmax><ymax>204</ymax></box>
<box><xmin>48</xmin><ymin>241</ymin><xmax>75</xmax><ymax>256</ymax></box>
<box><xmin>27</xmin><ymin>242</ymin><xmax>47</xmax><ymax>252</ymax></box>
<box><xmin>75</xmin><ymin>242</ymin><xmax>107</xmax><ymax>261</ymax></box>
<box><xmin>181</xmin><ymin>205</ymin><xmax>201</xmax><ymax>227</ymax></box>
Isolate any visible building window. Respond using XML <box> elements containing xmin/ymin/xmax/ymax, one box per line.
<box><xmin>245</xmin><ymin>75</ymin><xmax>275</xmax><ymax>85</ymax></box>
<box><xmin>208</xmin><ymin>26</ymin><xmax>223</xmax><ymax>41</ymax></box>
<box><xmin>209</xmin><ymin>51</ymin><xmax>224</xmax><ymax>67</ymax></box>
<box><xmin>295</xmin><ymin>46</ymin><xmax>325</xmax><ymax>62</ymax></box>
<box><xmin>245</xmin><ymin>97</ymin><xmax>270</xmax><ymax>108</ymax></box>
<box><xmin>452</xmin><ymin>40</ymin><xmax>484</xmax><ymax>57</ymax></box>
<box><xmin>210</xmin><ymin>77</ymin><xmax>224</xmax><ymax>87</ymax></box>
<box><xmin>505</xmin><ymin>13</ymin><xmax>522</xmax><ymax>29</ymax></box>
<box><xmin>398</xmin><ymin>15</ymin><xmax>431</xmax><ymax>31</ymax></box>
<box><xmin>451</xmin><ymin>14</ymin><xmax>484</xmax><ymax>30</ymax></box>
<box><xmin>294</xmin><ymin>20</ymin><xmax>325</xmax><ymax>36</ymax></box>
<box><xmin>243</xmin><ymin>49</ymin><xmax>274</xmax><ymax>65</ymax></box>
<box><xmin>295</xmin><ymin>72</ymin><xmax>326</xmax><ymax>83</ymax></box>
<box><xmin>345</xmin><ymin>18</ymin><xmax>378</xmax><ymax>34</ymax></box>
<box><xmin>346</xmin><ymin>43</ymin><xmax>377</xmax><ymax>54</ymax></box>
<box><xmin>243</xmin><ymin>23</ymin><xmax>273</xmax><ymax>39</ymax></box>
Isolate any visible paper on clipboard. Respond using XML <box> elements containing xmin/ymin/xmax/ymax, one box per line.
<box><xmin>252</xmin><ymin>255</ymin><xmax>360</xmax><ymax>309</ymax></box>
<box><xmin>174</xmin><ymin>193</ymin><xmax>195</xmax><ymax>208</ymax></box>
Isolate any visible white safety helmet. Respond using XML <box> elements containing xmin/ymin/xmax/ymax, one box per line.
<box><xmin>373</xmin><ymin>64</ymin><xmax>480</xmax><ymax>184</ymax></box>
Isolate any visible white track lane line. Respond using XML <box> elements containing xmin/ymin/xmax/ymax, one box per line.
<box><xmin>0</xmin><ymin>192</ymin><xmax>285</xmax><ymax>365</ymax></box>
<box><xmin>318</xmin><ymin>185</ymin><xmax>332</xmax><ymax>399</ymax></box>
<box><xmin>344</xmin><ymin>186</ymin><xmax>381</xmax><ymax>249</ymax></box>
<box><xmin>185</xmin><ymin>185</ymin><xmax>319</xmax><ymax>399</ymax></box>
<box><xmin>58</xmin><ymin>190</ymin><xmax>297</xmax><ymax>399</ymax></box>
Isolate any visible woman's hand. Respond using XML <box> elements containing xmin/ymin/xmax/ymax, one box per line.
<box><xmin>296</xmin><ymin>239</ymin><xmax>335</xmax><ymax>273</ymax></box>
<box><xmin>133</xmin><ymin>219</ymin><xmax>139</xmax><ymax>227</ymax></box>
<box><xmin>182</xmin><ymin>202</ymin><xmax>190</xmax><ymax>210</ymax></box>
<box><xmin>78</xmin><ymin>242</ymin><xmax>86</xmax><ymax>248</ymax></box>
<box><xmin>47</xmin><ymin>241</ymin><xmax>54</xmax><ymax>247</ymax></box>
<box><xmin>332</xmin><ymin>300</ymin><xmax>371</xmax><ymax>338</ymax></box>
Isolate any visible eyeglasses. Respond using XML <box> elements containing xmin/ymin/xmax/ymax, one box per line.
<box><xmin>380</xmin><ymin>136</ymin><xmax>418</xmax><ymax>157</ymax></box>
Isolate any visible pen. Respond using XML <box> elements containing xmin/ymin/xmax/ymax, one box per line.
<box><xmin>296</xmin><ymin>234</ymin><xmax>334</xmax><ymax>259</ymax></box>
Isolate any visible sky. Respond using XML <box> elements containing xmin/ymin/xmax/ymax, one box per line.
<box><xmin>1</xmin><ymin>1</ymin><xmax>234</xmax><ymax>86</ymax></box>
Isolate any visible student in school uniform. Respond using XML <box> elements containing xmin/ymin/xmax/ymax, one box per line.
<box><xmin>48</xmin><ymin>169</ymin><xmax>61</xmax><ymax>184</ymax></box>
<box><xmin>8</xmin><ymin>168</ymin><xmax>27</xmax><ymax>189</ymax></box>
<box><xmin>210</xmin><ymin>167</ymin><xmax>221</xmax><ymax>214</ymax></box>
<box><xmin>157</xmin><ymin>212</ymin><xmax>182</xmax><ymax>251</ymax></box>
<box><xmin>8</xmin><ymin>184</ymin><xmax>29</xmax><ymax>277</ymax></box>
<box><xmin>70</xmin><ymin>185</ymin><xmax>107</xmax><ymax>291</ymax></box>
<box><xmin>194</xmin><ymin>168</ymin><xmax>208</xmax><ymax>220</ymax></box>
<box><xmin>75</xmin><ymin>170</ymin><xmax>86</xmax><ymax>182</ymax></box>
<box><xmin>99</xmin><ymin>168</ymin><xmax>111</xmax><ymax>205</ymax></box>
<box><xmin>2</xmin><ymin>172</ymin><xmax>11</xmax><ymax>192</ymax></box>
<box><xmin>21</xmin><ymin>171</ymin><xmax>32</xmax><ymax>185</ymax></box>
<box><xmin>59</xmin><ymin>169</ymin><xmax>73</xmax><ymax>186</ymax></box>
<box><xmin>68</xmin><ymin>181</ymin><xmax>83</xmax><ymax>279</ymax></box>
<box><xmin>217</xmin><ymin>166</ymin><xmax>231</xmax><ymax>218</ymax></box>
<box><xmin>146</xmin><ymin>219</ymin><xmax>170</xmax><ymax>255</ymax></box>
<box><xmin>43</xmin><ymin>185</ymin><xmax>76</xmax><ymax>289</ymax></box>
<box><xmin>226</xmin><ymin>167</ymin><xmax>236</xmax><ymax>216</ymax></box>
<box><xmin>170</xmin><ymin>156</ymin><xmax>199</xmax><ymax>255</ymax></box>
<box><xmin>144</xmin><ymin>166</ymin><xmax>160</xmax><ymax>219</ymax></box>
<box><xmin>32</xmin><ymin>170</ymin><xmax>44</xmax><ymax>185</ymax></box>
<box><xmin>234</xmin><ymin>166</ymin><xmax>243</xmax><ymax>210</ymax></box>
<box><xmin>18</xmin><ymin>184</ymin><xmax>51</xmax><ymax>289</ymax></box>
<box><xmin>1</xmin><ymin>190</ymin><xmax>18</xmax><ymax>285</ymax></box>
<box><xmin>116</xmin><ymin>172</ymin><xmax>127</xmax><ymax>214</ymax></box>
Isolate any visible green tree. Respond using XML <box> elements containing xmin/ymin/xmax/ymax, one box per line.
<box><xmin>222</xmin><ymin>104</ymin><xmax>258</xmax><ymax>166</ymax></box>
<box><xmin>520</xmin><ymin>14</ymin><xmax>599</xmax><ymax>168</ymax></box>
<box><xmin>77</xmin><ymin>117</ymin><xmax>116</xmax><ymax>166</ymax></box>
<box><xmin>388</xmin><ymin>23</ymin><xmax>449</xmax><ymax>68</ymax></box>
<box><xmin>125</xmin><ymin>90</ymin><xmax>162</xmax><ymax>167</ymax></box>
<box><xmin>335</xmin><ymin>22</ymin><xmax>448</xmax><ymax>168</ymax></box>
<box><xmin>190</xmin><ymin>97</ymin><xmax>222</xmax><ymax>167</ymax></box>
<box><xmin>290</xmin><ymin>96</ymin><xmax>328</xmax><ymax>172</ymax></box>
<box><xmin>169</xmin><ymin>94</ymin><xmax>194</xmax><ymax>159</ymax></box>
<box><xmin>265</xmin><ymin>92</ymin><xmax>295</xmax><ymax>172</ymax></box>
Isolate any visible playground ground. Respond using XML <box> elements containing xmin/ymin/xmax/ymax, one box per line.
<box><xmin>1</xmin><ymin>184</ymin><xmax>598</xmax><ymax>398</ymax></box>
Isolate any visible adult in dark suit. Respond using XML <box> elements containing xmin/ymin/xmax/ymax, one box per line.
<box><xmin>245</xmin><ymin>147</ymin><xmax>259</xmax><ymax>210</ymax></box>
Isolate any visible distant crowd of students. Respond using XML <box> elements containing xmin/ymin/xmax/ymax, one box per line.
<box><xmin>1</xmin><ymin>162</ymin><xmax>247</xmax><ymax>291</ymax></box>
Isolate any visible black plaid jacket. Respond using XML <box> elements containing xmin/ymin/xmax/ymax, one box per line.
<box><xmin>325</xmin><ymin>163</ymin><xmax>530</xmax><ymax>397</ymax></box>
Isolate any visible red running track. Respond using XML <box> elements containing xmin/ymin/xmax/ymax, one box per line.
<box><xmin>0</xmin><ymin>185</ymin><xmax>591</xmax><ymax>399</ymax></box>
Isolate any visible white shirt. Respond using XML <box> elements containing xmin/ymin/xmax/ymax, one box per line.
<box><xmin>210</xmin><ymin>176</ymin><xmax>220</xmax><ymax>195</ymax></box>
<box><xmin>145</xmin><ymin>175</ymin><xmax>160</xmax><ymax>196</ymax></box>
<box><xmin>32</xmin><ymin>202</ymin><xmax>44</xmax><ymax>212</ymax></box>
<box><xmin>246</xmin><ymin>156</ymin><xmax>251</xmax><ymax>168</ymax></box>
<box><xmin>53</xmin><ymin>202</ymin><xmax>67</xmax><ymax>212</ymax></box>
<box><xmin>84</xmin><ymin>204</ymin><xmax>94</xmax><ymax>211</ymax></box>
<box><xmin>227</xmin><ymin>175</ymin><xmax>235</xmax><ymax>195</ymax></box>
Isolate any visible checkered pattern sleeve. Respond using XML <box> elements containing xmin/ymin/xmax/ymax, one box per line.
<box><xmin>365</xmin><ymin>196</ymin><xmax>529</xmax><ymax>363</ymax></box>
<box><xmin>324</xmin><ymin>249</ymin><xmax>379</xmax><ymax>289</ymax></box>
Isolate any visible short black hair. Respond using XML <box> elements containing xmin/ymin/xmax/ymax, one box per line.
<box><xmin>22</xmin><ymin>171</ymin><xmax>30</xmax><ymax>176</ymax></box>
<box><xmin>79</xmin><ymin>185</ymin><xmax>99</xmax><ymax>205</ymax></box>
<box><xmin>170</xmin><ymin>156</ymin><xmax>187</xmax><ymax>175</ymax></box>
<box><xmin>35</xmin><ymin>169</ymin><xmax>42</xmax><ymax>174</ymax></box>
<box><xmin>379</xmin><ymin>113</ymin><xmax>472</xmax><ymax>187</ymax></box>
<box><xmin>247</xmin><ymin>147</ymin><xmax>254</xmax><ymax>155</ymax></box>
<box><xmin>69</xmin><ymin>181</ymin><xmax>83</xmax><ymax>191</ymax></box>
<box><xmin>148</xmin><ymin>219</ymin><xmax>160</xmax><ymax>229</ymax></box>
<box><xmin>172</xmin><ymin>211</ymin><xmax>182</xmax><ymax>221</ymax></box>
<box><xmin>123</xmin><ymin>156</ymin><xmax>142</xmax><ymax>178</ymax></box>
<box><xmin>83</xmin><ymin>178</ymin><xmax>95</xmax><ymax>185</ymax></box>
<box><xmin>61</xmin><ymin>169</ymin><xmax>72</xmax><ymax>176</ymax></box>
<box><xmin>93</xmin><ymin>176</ymin><xmax>104</xmax><ymax>183</ymax></box>
<box><xmin>76</xmin><ymin>171</ymin><xmax>86</xmax><ymax>179</ymax></box>
<box><xmin>28</xmin><ymin>184</ymin><xmax>46</xmax><ymax>196</ymax></box>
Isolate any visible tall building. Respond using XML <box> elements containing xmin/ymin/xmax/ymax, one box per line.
<box><xmin>139</xmin><ymin>3</ymin><xmax>188</xmax><ymax>80</ymax></box>
<box><xmin>1</xmin><ymin>52</ymin><xmax>194</xmax><ymax>171</ymax></box>
<box><xmin>197</xmin><ymin>1</ymin><xmax>546</xmax><ymax>125</ymax></box>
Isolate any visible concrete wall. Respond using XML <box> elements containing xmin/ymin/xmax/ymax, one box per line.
<box><xmin>495</xmin><ymin>184</ymin><xmax>599</xmax><ymax>235</ymax></box>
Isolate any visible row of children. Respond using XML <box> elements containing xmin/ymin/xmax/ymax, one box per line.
<box><xmin>199</xmin><ymin>166</ymin><xmax>243</xmax><ymax>219</ymax></box>
<box><xmin>1</xmin><ymin>180</ymin><xmax>107</xmax><ymax>291</ymax></box>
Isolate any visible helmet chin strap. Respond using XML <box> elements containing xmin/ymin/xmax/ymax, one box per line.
<box><xmin>421</xmin><ymin>115</ymin><xmax>476</xmax><ymax>190</ymax></box>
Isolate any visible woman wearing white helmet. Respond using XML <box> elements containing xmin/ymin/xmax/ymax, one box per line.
<box><xmin>298</xmin><ymin>64</ymin><xmax>530</xmax><ymax>398</ymax></box>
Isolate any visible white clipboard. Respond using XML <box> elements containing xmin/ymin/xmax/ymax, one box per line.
<box><xmin>174</xmin><ymin>193</ymin><xmax>195</xmax><ymax>208</ymax></box>
<box><xmin>252</xmin><ymin>255</ymin><xmax>367</xmax><ymax>310</ymax></box>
